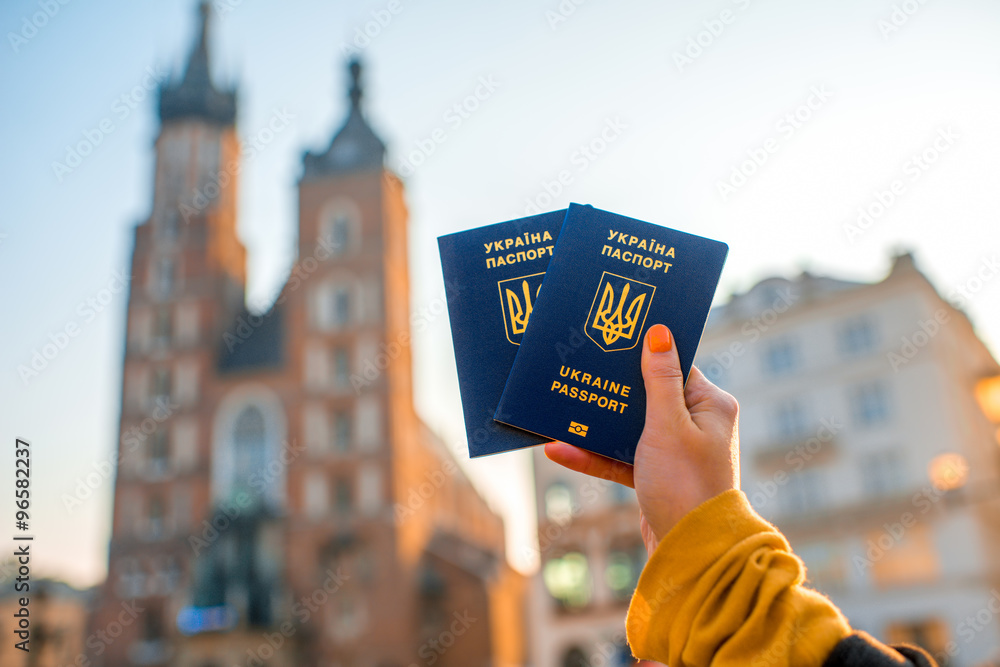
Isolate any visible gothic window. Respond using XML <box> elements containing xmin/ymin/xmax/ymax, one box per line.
<box><xmin>156</xmin><ymin>257</ymin><xmax>175</xmax><ymax>297</ymax></box>
<box><xmin>152</xmin><ymin>368</ymin><xmax>171</xmax><ymax>404</ymax></box>
<box><xmin>233</xmin><ymin>406</ymin><xmax>267</xmax><ymax>499</ymax></box>
<box><xmin>334</xmin><ymin>346</ymin><xmax>351</xmax><ymax>388</ymax></box>
<box><xmin>333</xmin><ymin>286</ymin><xmax>351</xmax><ymax>327</ymax></box>
<box><xmin>154</xmin><ymin>307</ymin><xmax>172</xmax><ymax>344</ymax></box>
<box><xmin>334</xmin><ymin>478</ymin><xmax>352</xmax><ymax>514</ymax></box>
<box><xmin>329</xmin><ymin>213</ymin><xmax>351</xmax><ymax>253</ymax></box>
<box><xmin>147</xmin><ymin>496</ymin><xmax>165</xmax><ymax>540</ymax></box>
<box><xmin>319</xmin><ymin>204</ymin><xmax>358</xmax><ymax>256</ymax></box>
<box><xmin>159</xmin><ymin>210</ymin><xmax>180</xmax><ymax>243</ymax></box>
<box><xmin>333</xmin><ymin>412</ymin><xmax>352</xmax><ymax>453</ymax></box>
<box><xmin>149</xmin><ymin>428</ymin><xmax>169</xmax><ymax>475</ymax></box>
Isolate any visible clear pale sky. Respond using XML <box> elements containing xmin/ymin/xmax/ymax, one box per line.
<box><xmin>2</xmin><ymin>0</ymin><xmax>999</xmax><ymax>587</ymax></box>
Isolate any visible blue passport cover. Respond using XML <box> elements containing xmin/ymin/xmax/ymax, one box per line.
<box><xmin>494</xmin><ymin>203</ymin><xmax>728</xmax><ymax>465</ymax></box>
<box><xmin>438</xmin><ymin>209</ymin><xmax>567</xmax><ymax>457</ymax></box>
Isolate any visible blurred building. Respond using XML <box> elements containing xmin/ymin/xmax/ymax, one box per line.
<box><xmin>89</xmin><ymin>4</ymin><xmax>524</xmax><ymax>667</ymax></box>
<box><xmin>699</xmin><ymin>252</ymin><xmax>1000</xmax><ymax>666</ymax></box>
<box><xmin>527</xmin><ymin>252</ymin><xmax>1000</xmax><ymax>667</ymax></box>
<box><xmin>0</xmin><ymin>579</ymin><xmax>94</xmax><ymax>667</ymax></box>
<box><xmin>528</xmin><ymin>450</ymin><xmax>649</xmax><ymax>667</ymax></box>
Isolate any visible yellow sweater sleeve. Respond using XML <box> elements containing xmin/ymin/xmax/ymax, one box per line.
<box><xmin>626</xmin><ymin>489</ymin><xmax>851</xmax><ymax>667</ymax></box>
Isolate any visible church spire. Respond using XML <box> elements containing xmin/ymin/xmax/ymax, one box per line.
<box><xmin>348</xmin><ymin>58</ymin><xmax>363</xmax><ymax>110</ymax></box>
<box><xmin>159</xmin><ymin>1</ymin><xmax>237</xmax><ymax>126</ymax></box>
<box><xmin>302</xmin><ymin>58</ymin><xmax>386</xmax><ymax>180</ymax></box>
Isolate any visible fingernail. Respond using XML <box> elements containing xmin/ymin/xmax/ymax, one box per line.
<box><xmin>648</xmin><ymin>324</ymin><xmax>672</xmax><ymax>353</ymax></box>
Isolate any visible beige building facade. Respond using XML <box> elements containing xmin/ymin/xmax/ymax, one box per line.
<box><xmin>699</xmin><ymin>252</ymin><xmax>1000</xmax><ymax>666</ymax></box>
<box><xmin>527</xmin><ymin>251</ymin><xmax>1000</xmax><ymax>667</ymax></box>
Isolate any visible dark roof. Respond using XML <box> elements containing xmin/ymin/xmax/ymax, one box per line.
<box><xmin>217</xmin><ymin>305</ymin><xmax>284</xmax><ymax>373</ymax></box>
<box><xmin>302</xmin><ymin>59</ymin><xmax>386</xmax><ymax>180</ymax></box>
<box><xmin>159</xmin><ymin>2</ymin><xmax>237</xmax><ymax>126</ymax></box>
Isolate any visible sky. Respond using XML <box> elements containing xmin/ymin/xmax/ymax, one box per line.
<box><xmin>2</xmin><ymin>0</ymin><xmax>1000</xmax><ymax>588</ymax></box>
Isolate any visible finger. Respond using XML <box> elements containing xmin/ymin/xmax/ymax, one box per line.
<box><xmin>684</xmin><ymin>365</ymin><xmax>718</xmax><ymax>411</ymax></box>
<box><xmin>544</xmin><ymin>441</ymin><xmax>635</xmax><ymax>488</ymax></box>
<box><xmin>641</xmin><ymin>324</ymin><xmax>690</xmax><ymax>432</ymax></box>
<box><xmin>685</xmin><ymin>365</ymin><xmax>740</xmax><ymax>426</ymax></box>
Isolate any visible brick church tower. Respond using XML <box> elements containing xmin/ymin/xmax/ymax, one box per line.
<box><xmin>90</xmin><ymin>4</ymin><xmax>524</xmax><ymax>666</ymax></box>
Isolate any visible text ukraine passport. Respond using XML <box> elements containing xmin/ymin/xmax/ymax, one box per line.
<box><xmin>438</xmin><ymin>209</ymin><xmax>567</xmax><ymax>457</ymax></box>
<box><xmin>495</xmin><ymin>203</ymin><xmax>728</xmax><ymax>465</ymax></box>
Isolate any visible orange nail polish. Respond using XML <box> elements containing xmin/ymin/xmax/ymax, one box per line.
<box><xmin>648</xmin><ymin>324</ymin><xmax>672</xmax><ymax>353</ymax></box>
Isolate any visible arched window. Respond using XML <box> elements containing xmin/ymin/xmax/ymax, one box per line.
<box><xmin>333</xmin><ymin>412</ymin><xmax>352</xmax><ymax>453</ymax></box>
<box><xmin>156</xmin><ymin>257</ymin><xmax>175</xmax><ymax>297</ymax></box>
<box><xmin>147</xmin><ymin>496</ymin><xmax>165</xmax><ymax>540</ymax></box>
<box><xmin>329</xmin><ymin>212</ymin><xmax>351</xmax><ymax>252</ymax></box>
<box><xmin>545</xmin><ymin>482</ymin><xmax>573</xmax><ymax>526</ymax></box>
<box><xmin>318</xmin><ymin>202</ymin><xmax>359</xmax><ymax>257</ymax></box>
<box><xmin>149</xmin><ymin>428</ymin><xmax>169</xmax><ymax>475</ymax></box>
<box><xmin>233</xmin><ymin>406</ymin><xmax>266</xmax><ymax>499</ymax></box>
<box><xmin>212</xmin><ymin>388</ymin><xmax>287</xmax><ymax>511</ymax></box>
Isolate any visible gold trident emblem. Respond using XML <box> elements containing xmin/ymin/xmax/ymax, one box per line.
<box><xmin>592</xmin><ymin>281</ymin><xmax>647</xmax><ymax>345</ymax></box>
<box><xmin>506</xmin><ymin>279</ymin><xmax>537</xmax><ymax>335</ymax></box>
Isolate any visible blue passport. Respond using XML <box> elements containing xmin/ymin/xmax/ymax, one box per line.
<box><xmin>494</xmin><ymin>203</ymin><xmax>728</xmax><ymax>465</ymax></box>
<box><xmin>438</xmin><ymin>209</ymin><xmax>567</xmax><ymax>457</ymax></box>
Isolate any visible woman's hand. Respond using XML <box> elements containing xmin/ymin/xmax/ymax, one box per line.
<box><xmin>544</xmin><ymin>324</ymin><xmax>741</xmax><ymax>555</ymax></box>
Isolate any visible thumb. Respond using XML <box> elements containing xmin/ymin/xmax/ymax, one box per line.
<box><xmin>641</xmin><ymin>324</ymin><xmax>689</xmax><ymax>432</ymax></box>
